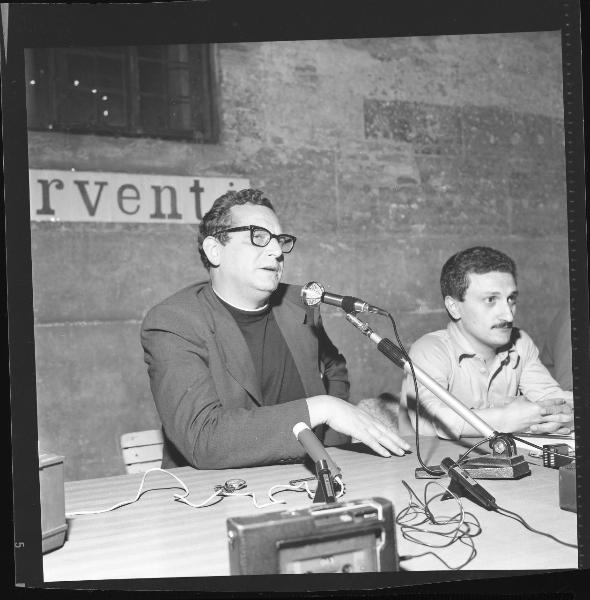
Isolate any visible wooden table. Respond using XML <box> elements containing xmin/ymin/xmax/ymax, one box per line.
<box><xmin>42</xmin><ymin>437</ymin><xmax>578</xmax><ymax>582</ymax></box>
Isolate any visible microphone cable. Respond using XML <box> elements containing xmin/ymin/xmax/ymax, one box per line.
<box><xmin>65</xmin><ymin>468</ymin><xmax>288</xmax><ymax>517</ymax></box>
<box><xmin>455</xmin><ymin>437</ymin><xmax>492</xmax><ymax>465</ymax></box>
<box><xmin>511</xmin><ymin>434</ymin><xmax>573</xmax><ymax>461</ymax></box>
<box><xmin>396</xmin><ymin>479</ymin><xmax>482</xmax><ymax>570</ymax></box>
<box><xmin>385</xmin><ymin>311</ymin><xmax>443</xmax><ymax>477</ymax></box>
<box><xmin>493</xmin><ymin>503</ymin><xmax>577</xmax><ymax>549</ymax></box>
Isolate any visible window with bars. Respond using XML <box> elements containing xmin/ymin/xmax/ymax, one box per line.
<box><xmin>25</xmin><ymin>45</ymin><xmax>218</xmax><ymax>142</ymax></box>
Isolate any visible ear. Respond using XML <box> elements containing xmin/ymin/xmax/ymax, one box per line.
<box><xmin>202</xmin><ymin>236</ymin><xmax>222</xmax><ymax>267</ymax></box>
<box><xmin>444</xmin><ymin>295</ymin><xmax>461</xmax><ymax>320</ymax></box>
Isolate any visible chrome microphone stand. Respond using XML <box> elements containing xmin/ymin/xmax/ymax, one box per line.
<box><xmin>344</xmin><ymin>312</ymin><xmax>530</xmax><ymax>480</ymax></box>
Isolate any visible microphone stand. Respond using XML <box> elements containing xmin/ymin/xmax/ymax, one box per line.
<box><xmin>344</xmin><ymin>312</ymin><xmax>530</xmax><ymax>480</ymax></box>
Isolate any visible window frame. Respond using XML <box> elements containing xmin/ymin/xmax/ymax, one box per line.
<box><xmin>25</xmin><ymin>44</ymin><xmax>219</xmax><ymax>143</ymax></box>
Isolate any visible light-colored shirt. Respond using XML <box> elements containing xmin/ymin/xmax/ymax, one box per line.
<box><xmin>400</xmin><ymin>321</ymin><xmax>572</xmax><ymax>438</ymax></box>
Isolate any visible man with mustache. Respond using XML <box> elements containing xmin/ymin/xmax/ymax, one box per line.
<box><xmin>142</xmin><ymin>189</ymin><xmax>410</xmax><ymax>469</ymax></box>
<box><xmin>400</xmin><ymin>246</ymin><xmax>573</xmax><ymax>438</ymax></box>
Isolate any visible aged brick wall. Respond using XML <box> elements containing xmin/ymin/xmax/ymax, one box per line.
<box><xmin>28</xmin><ymin>32</ymin><xmax>568</xmax><ymax>480</ymax></box>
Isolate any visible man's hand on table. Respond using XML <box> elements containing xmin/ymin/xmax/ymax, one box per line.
<box><xmin>502</xmin><ymin>396</ymin><xmax>573</xmax><ymax>435</ymax></box>
<box><xmin>306</xmin><ymin>395</ymin><xmax>411</xmax><ymax>457</ymax></box>
<box><xmin>530</xmin><ymin>396</ymin><xmax>573</xmax><ymax>435</ymax></box>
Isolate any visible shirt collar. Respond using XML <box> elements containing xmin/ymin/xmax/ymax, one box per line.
<box><xmin>211</xmin><ymin>285</ymin><xmax>270</xmax><ymax>312</ymax></box>
<box><xmin>446</xmin><ymin>321</ymin><xmax>520</xmax><ymax>368</ymax></box>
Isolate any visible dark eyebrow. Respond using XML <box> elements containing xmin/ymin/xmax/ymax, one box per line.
<box><xmin>480</xmin><ymin>290</ymin><xmax>519</xmax><ymax>296</ymax></box>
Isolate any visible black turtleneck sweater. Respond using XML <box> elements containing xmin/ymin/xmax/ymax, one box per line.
<box><xmin>218</xmin><ymin>296</ymin><xmax>307</xmax><ymax>406</ymax></box>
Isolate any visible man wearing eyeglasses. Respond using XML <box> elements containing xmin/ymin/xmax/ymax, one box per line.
<box><xmin>142</xmin><ymin>189</ymin><xmax>410</xmax><ymax>469</ymax></box>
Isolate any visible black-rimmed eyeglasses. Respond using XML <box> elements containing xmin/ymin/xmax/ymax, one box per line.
<box><xmin>214</xmin><ymin>225</ymin><xmax>297</xmax><ymax>253</ymax></box>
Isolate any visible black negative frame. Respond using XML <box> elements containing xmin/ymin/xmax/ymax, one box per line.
<box><xmin>4</xmin><ymin>0</ymin><xmax>588</xmax><ymax>594</ymax></box>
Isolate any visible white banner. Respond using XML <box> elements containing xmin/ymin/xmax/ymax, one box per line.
<box><xmin>29</xmin><ymin>169</ymin><xmax>250</xmax><ymax>223</ymax></box>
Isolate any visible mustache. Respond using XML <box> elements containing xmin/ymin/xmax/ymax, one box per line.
<box><xmin>493</xmin><ymin>321</ymin><xmax>513</xmax><ymax>329</ymax></box>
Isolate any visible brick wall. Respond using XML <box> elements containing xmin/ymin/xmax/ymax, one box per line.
<box><xmin>29</xmin><ymin>32</ymin><xmax>569</xmax><ymax>480</ymax></box>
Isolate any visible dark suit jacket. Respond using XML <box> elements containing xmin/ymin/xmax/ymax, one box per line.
<box><xmin>141</xmin><ymin>281</ymin><xmax>350</xmax><ymax>469</ymax></box>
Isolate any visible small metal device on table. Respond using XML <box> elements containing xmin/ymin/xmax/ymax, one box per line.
<box><xmin>226</xmin><ymin>497</ymin><xmax>397</xmax><ymax>574</ymax></box>
<box><xmin>559</xmin><ymin>462</ymin><xmax>577</xmax><ymax>513</ymax></box>
<box><xmin>39</xmin><ymin>452</ymin><xmax>67</xmax><ymax>553</ymax></box>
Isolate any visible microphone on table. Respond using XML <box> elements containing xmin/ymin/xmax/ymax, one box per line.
<box><xmin>440</xmin><ymin>457</ymin><xmax>497</xmax><ymax>510</ymax></box>
<box><xmin>301</xmin><ymin>281</ymin><xmax>387</xmax><ymax>315</ymax></box>
<box><xmin>293</xmin><ymin>422</ymin><xmax>341</xmax><ymax>476</ymax></box>
<box><xmin>293</xmin><ymin>423</ymin><xmax>341</xmax><ymax>504</ymax></box>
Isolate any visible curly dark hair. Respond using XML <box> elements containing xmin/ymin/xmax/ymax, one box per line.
<box><xmin>197</xmin><ymin>188</ymin><xmax>275</xmax><ymax>269</ymax></box>
<box><xmin>440</xmin><ymin>246</ymin><xmax>517</xmax><ymax>301</ymax></box>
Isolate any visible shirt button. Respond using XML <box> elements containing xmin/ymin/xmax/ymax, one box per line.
<box><xmin>479</xmin><ymin>367</ymin><xmax>486</xmax><ymax>373</ymax></box>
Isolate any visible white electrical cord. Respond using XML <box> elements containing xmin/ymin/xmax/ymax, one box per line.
<box><xmin>65</xmin><ymin>468</ymin><xmax>344</xmax><ymax>518</ymax></box>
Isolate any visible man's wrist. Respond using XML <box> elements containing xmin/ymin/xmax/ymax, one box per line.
<box><xmin>306</xmin><ymin>395</ymin><xmax>336</xmax><ymax>428</ymax></box>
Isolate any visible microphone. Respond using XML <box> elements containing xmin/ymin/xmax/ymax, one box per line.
<box><xmin>301</xmin><ymin>281</ymin><xmax>386</xmax><ymax>315</ymax></box>
<box><xmin>440</xmin><ymin>457</ymin><xmax>497</xmax><ymax>510</ymax></box>
<box><xmin>343</xmin><ymin>311</ymin><xmax>531</xmax><ymax>480</ymax></box>
<box><xmin>292</xmin><ymin>422</ymin><xmax>341</xmax><ymax>476</ymax></box>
